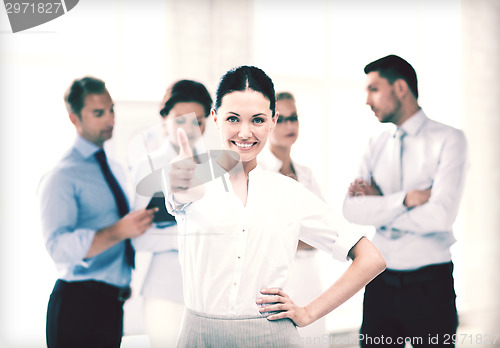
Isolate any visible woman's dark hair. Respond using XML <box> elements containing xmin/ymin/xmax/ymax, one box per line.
<box><xmin>364</xmin><ymin>55</ymin><xmax>419</xmax><ymax>99</ymax></box>
<box><xmin>276</xmin><ymin>91</ymin><xmax>295</xmax><ymax>102</ymax></box>
<box><xmin>64</xmin><ymin>76</ymin><xmax>107</xmax><ymax>118</ymax></box>
<box><xmin>214</xmin><ymin>66</ymin><xmax>276</xmax><ymax>116</ymax></box>
<box><xmin>159</xmin><ymin>80</ymin><xmax>213</xmax><ymax>118</ymax></box>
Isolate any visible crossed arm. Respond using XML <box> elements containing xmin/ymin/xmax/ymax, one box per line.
<box><xmin>343</xmin><ymin>130</ymin><xmax>467</xmax><ymax>234</ymax></box>
<box><xmin>348</xmin><ymin>178</ymin><xmax>431</xmax><ymax>208</ymax></box>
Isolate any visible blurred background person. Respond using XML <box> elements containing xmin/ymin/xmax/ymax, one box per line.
<box><xmin>343</xmin><ymin>55</ymin><xmax>468</xmax><ymax>347</ymax></box>
<box><xmin>130</xmin><ymin>80</ymin><xmax>212</xmax><ymax>347</ymax></box>
<box><xmin>39</xmin><ymin>76</ymin><xmax>155</xmax><ymax>348</ymax></box>
<box><xmin>259</xmin><ymin>91</ymin><xmax>327</xmax><ymax>343</ymax></box>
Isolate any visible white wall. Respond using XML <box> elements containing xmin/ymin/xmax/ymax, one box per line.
<box><xmin>460</xmin><ymin>0</ymin><xmax>500</xmax><ymax>332</ymax></box>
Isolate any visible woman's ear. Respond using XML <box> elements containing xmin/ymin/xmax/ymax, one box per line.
<box><xmin>211</xmin><ymin>108</ymin><xmax>219</xmax><ymax>129</ymax></box>
<box><xmin>270</xmin><ymin>111</ymin><xmax>279</xmax><ymax>131</ymax></box>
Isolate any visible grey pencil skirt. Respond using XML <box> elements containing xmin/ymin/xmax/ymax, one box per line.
<box><xmin>176</xmin><ymin>307</ymin><xmax>303</xmax><ymax>347</ymax></box>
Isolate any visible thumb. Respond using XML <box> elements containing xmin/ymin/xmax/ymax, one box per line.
<box><xmin>177</xmin><ymin>127</ymin><xmax>193</xmax><ymax>159</ymax></box>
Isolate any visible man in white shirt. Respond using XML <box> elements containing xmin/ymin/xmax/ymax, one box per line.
<box><xmin>343</xmin><ymin>55</ymin><xmax>468</xmax><ymax>347</ymax></box>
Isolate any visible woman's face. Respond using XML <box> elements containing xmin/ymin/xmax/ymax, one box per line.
<box><xmin>213</xmin><ymin>90</ymin><xmax>276</xmax><ymax>165</ymax></box>
<box><xmin>163</xmin><ymin>102</ymin><xmax>206</xmax><ymax>148</ymax></box>
<box><xmin>269</xmin><ymin>98</ymin><xmax>299</xmax><ymax>149</ymax></box>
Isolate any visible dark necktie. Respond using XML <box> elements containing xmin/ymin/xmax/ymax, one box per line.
<box><xmin>95</xmin><ymin>149</ymin><xmax>135</xmax><ymax>268</ymax></box>
<box><xmin>391</xmin><ymin>128</ymin><xmax>407</xmax><ymax>193</ymax></box>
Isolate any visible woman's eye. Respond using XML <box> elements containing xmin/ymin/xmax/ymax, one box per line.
<box><xmin>253</xmin><ymin>117</ymin><xmax>265</xmax><ymax>124</ymax></box>
<box><xmin>175</xmin><ymin>117</ymin><xmax>186</xmax><ymax>124</ymax></box>
<box><xmin>227</xmin><ymin>116</ymin><xmax>238</xmax><ymax>123</ymax></box>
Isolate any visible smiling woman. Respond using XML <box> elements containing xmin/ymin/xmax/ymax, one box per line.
<box><xmin>163</xmin><ymin>66</ymin><xmax>386</xmax><ymax>347</ymax></box>
<box><xmin>213</xmin><ymin>90</ymin><xmax>275</xmax><ymax>168</ymax></box>
<box><xmin>211</xmin><ymin>66</ymin><xmax>277</xmax><ymax>171</ymax></box>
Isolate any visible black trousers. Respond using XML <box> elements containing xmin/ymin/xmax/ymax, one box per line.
<box><xmin>46</xmin><ymin>280</ymin><xmax>127</xmax><ymax>348</ymax></box>
<box><xmin>360</xmin><ymin>262</ymin><xmax>458</xmax><ymax>348</ymax></box>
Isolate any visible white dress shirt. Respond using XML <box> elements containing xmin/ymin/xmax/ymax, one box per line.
<box><xmin>167</xmin><ymin>161</ymin><xmax>363</xmax><ymax>316</ymax></box>
<box><xmin>343</xmin><ymin>109</ymin><xmax>468</xmax><ymax>270</ymax></box>
<box><xmin>258</xmin><ymin>148</ymin><xmax>328</xmax><ymax>339</ymax></box>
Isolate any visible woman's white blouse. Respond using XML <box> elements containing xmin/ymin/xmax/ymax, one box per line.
<box><xmin>167</xmin><ymin>163</ymin><xmax>363</xmax><ymax>316</ymax></box>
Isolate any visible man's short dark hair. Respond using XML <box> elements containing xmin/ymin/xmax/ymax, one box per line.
<box><xmin>64</xmin><ymin>76</ymin><xmax>107</xmax><ymax>118</ymax></box>
<box><xmin>364</xmin><ymin>55</ymin><xmax>418</xmax><ymax>99</ymax></box>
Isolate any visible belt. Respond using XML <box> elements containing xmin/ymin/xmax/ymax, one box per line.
<box><xmin>57</xmin><ymin>279</ymin><xmax>132</xmax><ymax>302</ymax></box>
<box><xmin>380</xmin><ymin>262</ymin><xmax>453</xmax><ymax>288</ymax></box>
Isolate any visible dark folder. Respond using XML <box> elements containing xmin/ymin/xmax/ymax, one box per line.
<box><xmin>146</xmin><ymin>192</ymin><xmax>176</xmax><ymax>223</ymax></box>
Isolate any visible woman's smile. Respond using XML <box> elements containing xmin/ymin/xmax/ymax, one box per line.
<box><xmin>231</xmin><ymin>140</ymin><xmax>258</xmax><ymax>150</ymax></box>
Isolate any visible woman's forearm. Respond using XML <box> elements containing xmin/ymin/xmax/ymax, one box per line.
<box><xmin>304</xmin><ymin>237</ymin><xmax>386</xmax><ymax>325</ymax></box>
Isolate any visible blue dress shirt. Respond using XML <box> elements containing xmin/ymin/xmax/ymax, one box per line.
<box><xmin>38</xmin><ymin>136</ymin><xmax>131</xmax><ymax>287</ymax></box>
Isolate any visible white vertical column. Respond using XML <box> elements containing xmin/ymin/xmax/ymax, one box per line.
<box><xmin>461</xmin><ymin>0</ymin><xmax>500</xmax><ymax>331</ymax></box>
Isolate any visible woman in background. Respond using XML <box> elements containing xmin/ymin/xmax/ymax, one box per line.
<box><xmin>130</xmin><ymin>80</ymin><xmax>212</xmax><ymax>347</ymax></box>
<box><xmin>259</xmin><ymin>91</ymin><xmax>327</xmax><ymax>342</ymax></box>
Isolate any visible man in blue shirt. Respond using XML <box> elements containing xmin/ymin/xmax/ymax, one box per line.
<box><xmin>39</xmin><ymin>76</ymin><xmax>156</xmax><ymax>347</ymax></box>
